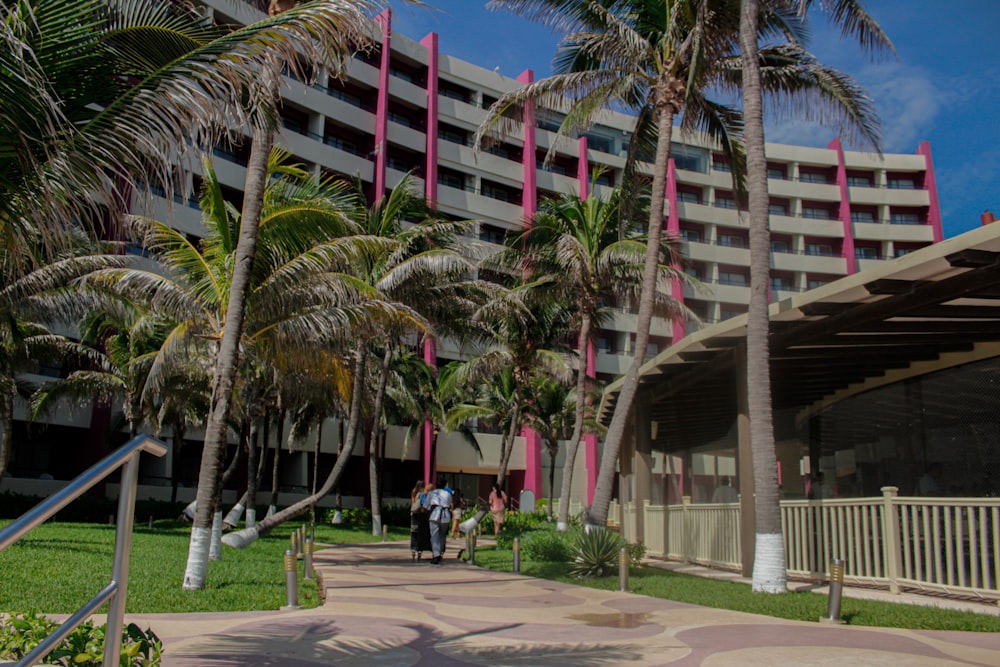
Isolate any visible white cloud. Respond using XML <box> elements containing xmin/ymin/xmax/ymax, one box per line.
<box><xmin>859</xmin><ymin>64</ymin><xmax>943</xmax><ymax>152</ymax></box>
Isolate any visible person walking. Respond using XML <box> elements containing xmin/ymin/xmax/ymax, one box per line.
<box><xmin>488</xmin><ymin>483</ymin><xmax>507</xmax><ymax>536</ymax></box>
<box><xmin>424</xmin><ymin>475</ymin><xmax>453</xmax><ymax>564</ymax></box>
<box><xmin>409</xmin><ymin>480</ymin><xmax>431</xmax><ymax>560</ymax></box>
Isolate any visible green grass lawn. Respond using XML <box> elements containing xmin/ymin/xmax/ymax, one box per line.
<box><xmin>0</xmin><ymin>520</ymin><xmax>409</xmax><ymax>614</ymax></box>
<box><xmin>473</xmin><ymin>547</ymin><xmax>1000</xmax><ymax>633</ymax></box>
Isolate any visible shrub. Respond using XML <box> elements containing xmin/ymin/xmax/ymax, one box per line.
<box><xmin>521</xmin><ymin>528</ymin><xmax>576</xmax><ymax>562</ymax></box>
<box><xmin>627</xmin><ymin>540</ymin><xmax>647</xmax><ymax>567</ymax></box>
<box><xmin>494</xmin><ymin>509</ymin><xmax>550</xmax><ymax>548</ymax></box>
<box><xmin>569</xmin><ymin>527</ymin><xmax>625</xmax><ymax>578</ymax></box>
<box><xmin>0</xmin><ymin>612</ymin><xmax>162</xmax><ymax>666</ymax></box>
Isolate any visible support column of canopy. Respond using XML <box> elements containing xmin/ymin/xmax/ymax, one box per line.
<box><xmin>633</xmin><ymin>390</ymin><xmax>652</xmax><ymax>544</ymax></box>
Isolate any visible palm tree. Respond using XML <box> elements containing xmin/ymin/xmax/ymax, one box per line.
<box><xmin>1</xmin><ymin>0</ymin><xmax>372</xmax><ymax>263</ymax></box>
<box><xmin>481</xmin><ymin>0</ymin><xmax>751</xmax><ymax>527</ymax></box>
<box><xmin>0</xmin><ymin>233</ymin><xmax>128</xmax><ymax>485</ymax></box>
<box><xmin>509</xmin><ymin>187</ymin><xmax>688</xmax><ymax>528</ymax></box>
<box><xmin>522</xmin><ymin>375</ymin><xmax>578</xmax><ymax>519</ymax></box>
<box><xmin>187</xmin><ymin>0</ymin><xmax>380</xmax><ymax>591</ymax></box>
<box><xmin>737</xmin><ymin>0</ymin><xmax>892</xmax><ymax>592</ymax></box>
<box><xmin>224</xmin><ymin>175</ymin><xmax>488</xmax><ymax>546</ymax></box>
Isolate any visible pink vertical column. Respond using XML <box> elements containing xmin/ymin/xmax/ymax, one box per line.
<box><xmin>518</xmin><ymin>69</ymin><xmax>543</xmax><ymax>499</ymax></box>
<box><xmin>373</xmin><ymin>9</ymin><xmax>392</xmax><ymax>199</ymax></box>
<box><xmin>420</xmin><ymin>32</ymin><xmax>439</xmax><ymax>206</ymax></box>
<box><xmin>828</xmin><ymin>137</ymin><xmax>858</xmax><ymax>274</ymax></box>
<box><xmin>422</xmin><ymin>336</ymin><xmax>437</xmax><ymax>484</ymax></box>
<box><xmin>666</xmin><ymin>159</ymin><xmax>685</xmax><ymax>342</ymax></box>
<box><xmin>577</xmin><ymin>136</ymin><xmax>599</xmax><ymax>504</ymax></box>
<box><xmin>917</xmin><ymin>141</ymin><xmax>944</xmax><ymax>242</ymax></box>
<box><xmin>419</xmin><ymin>33</ymin><xmax>439</xmax><ymax>485</ymax></box>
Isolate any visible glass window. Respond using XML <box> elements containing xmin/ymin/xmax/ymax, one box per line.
<box><xmin>767</xmin><ymin>167</ymin><xmax>786</xmax><ymax>180</ymax></box>
<box><xmin>805</xmin><ymin>243</ymin><xmax>834</xmax><ymax>256</ymax></box>
<box><xmin>713</xmin><ymin>159</ymin><xmax>731</xmax><ymax>173</ymax></box>
<box><xmin>770</xmin><ymin>239</ymin><xmax>790</xmax><ymax>253</ymax></box>
<box><xmin>719</xmin><ymin>272</ymin><xmax>747</xmax><ymax>286</ymax></box>
<box><xmin>851</xmin><ymin>211</ymin><xmax>876</xmax><ymax>223</ymax></box>
<box><xmin>807</xmin><ymin>278</ymin><xmax>829</xmax><ymax>289</ymax></box>
<box><xmin>680</xmin><ymin>229</ymin><xmax>702</xmax><ymax>242</ymax></box>
<box><xmin>803</xmin><ymin>207</ymin><xmax>832</xmax><ymax>220</ymax></box>
<box><xmin>715</xmin><ymin>196</ymin><xmax>736</xmax><ymax>209</ymax></box>
<box><xmin>769</xmin><ymin>202</ymin><xmax>787</xmax><ymax>216</ymax></box>
<box><xmin>855</xmin><ymin>246</ymin><xmax>879</xmax><ymax>259</ymax></box>
<box><xmin>890</xmin><ymin>212</ymin><xmax>922</xmax><ymax>225</ymax></box>
<box><xmin>894</xmin><ymin>247</ymin><xmax>913</xmax><ymax>257</ymax></box>
<box><xmin>770</xmin><ymin>277</ymin><xmax>793</xmax><ymax>291</ymax></box>
<box><xmin>888</xmin><ymin>178</ymin><xmax>917</xmax><ymax>189</ymax></box>
<box><xmin>800</xmin><ymin>171</ymin><xmax>829</xmax><ymax>184</ymax></box>
<box><xmin>718</xmin><ymin>234</ymin><xmax>746</xmax><ymax>248</ymax></box>
<box><xmin>847</xmin><ymin>175</ymin><xmax>872</xmax><ymax>187</ymax></box>
<box><xmin>677</xmin><ymin>191</ymin><xmax>701</xmax><ymax>204</ymax></box>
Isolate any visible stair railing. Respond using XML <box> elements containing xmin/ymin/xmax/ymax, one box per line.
<box><xmin>0</xmin><ymin>434</ymin><xmax>167</xmax><ymax>667</ymax></box>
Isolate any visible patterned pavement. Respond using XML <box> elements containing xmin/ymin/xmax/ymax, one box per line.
<box><xmin>125</xmin><ymin>541</ymin><xmax>1000</xmax><ymax>666</ymax></box>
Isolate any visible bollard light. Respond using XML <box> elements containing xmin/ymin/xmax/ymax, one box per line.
<box><xmin>281</xmin><ymin>549</ymin><xmax>301</xmax><ymax>610</ymax></box>
<box><xmin>512</xmin><ymin>537</ymin><xmax>521</xmax><ymax>573</ymax></box>
<box><xmin>821</xmin><ymin>557</ymin><xmax>847</xmax><ymax>624</ymax></box>
<box><xmin>290</xmin><ymin>530</ymin><xmax>299</xmax><ymax>558</ymax></box>
<box><xmin>297</xmin><ymin>526</ymin><xmax>305</xmax><ymax>557</ymax></box>
<box><xmin>468</xmin><ymin>531</ymin><xmax>477</xmax><ymax>565</ymax></box>
<box><xmin>618</xmin><ymin>547</ymin><xmax>629</xmax><ymax>592</ymax></box>
<box><xmin>303</xmin><ymin>538</ymin><xmax>314</xmax><ymax>580</ymax></box>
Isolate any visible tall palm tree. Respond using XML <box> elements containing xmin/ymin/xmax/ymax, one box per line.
<box><xmin>737</xmin><ymin>0</ymin><xmax>892</xmax><ymax>592</ymax></box>
<box><xmin>188</xmin><ymin>0</ymin><xmax>380</xmax><ymax>591</ymax></box>
<box><xmin>509</xmin><ymin>187</ymin><xmax>688</xmax><ymax>528</ymax></box>
<box><xmin>481</xmin><ymin>0</ymin><xmax>751</xmax><ymax>527</ymax></box>
<box><xmin>0</xmin><ymin>233</ymin><xmax>128</xmax><ymax>485</ymax></box>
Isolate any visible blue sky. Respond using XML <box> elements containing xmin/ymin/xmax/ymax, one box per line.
<box><xmin>390</xmin><ymin>1</ymin><xmax>999</xmax><ymax>239</ymax></box>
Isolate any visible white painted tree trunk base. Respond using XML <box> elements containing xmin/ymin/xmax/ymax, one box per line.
<box><xmin>182</xmin><ymin>500</ymin><xmax>197</xmax><ymax>521</ymax></box>
<box><xmin>331</xmin><ymin>509</ymin><xmax>343</xmax><ymax>524</ymax></box>
<box><xmin>222</xmin><ymin>525</ymin><xmax>261</xmax><ymax>549</ymax></box>
<box><xmin>752</xmin><ymin>532</ymin><xmax>787</xmax><ymax>593</ymax></box>
<box><xmin>556</xmin><ymin>521</ymin><xmax>568</xmax><ymax>532</ymax></box>
<box><xmin>372</xmin><ymin>514</ymin><xmax>382</xmax><ymax>537</ymax></box>
<box><xmin>183</xmin><ymin>526</ymin><xmax>211</xmax><ymax>590</ymax></box>
<box><xmin>266</xmin><ymin>504</ymin><xmax>276</xmax><ymax>518</ymax></box>
<box><xmin>209</xmin><ymin>511</ymin><xmax>223</xmax><ymax>561</ymax></box>
<box><xmin>246</xmin><ymin>508</ymin><xmax>256</xmax><ymax>529</ymax></box>
<box><xmin>223</xmin><ymin>503</ymin><xmax>245</xmax><ymax>530</ymax></box>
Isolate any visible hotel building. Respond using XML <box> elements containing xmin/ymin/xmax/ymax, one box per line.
<box><xmin>4</xmin><ymin>1</ymin><xmax>943</xmax><ymax>511</ymax></box>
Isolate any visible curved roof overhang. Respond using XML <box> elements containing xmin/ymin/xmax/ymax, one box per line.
<box><xmin>599</xmin><ymin>222</ymin><xmax>1000</xmax><ymax>450</ymax></box>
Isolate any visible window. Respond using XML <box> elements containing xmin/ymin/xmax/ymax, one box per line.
<box><xmin>805</xmin><ymin>243</ymin><xmax>834</xmax><ymax>256</ymax></box>
<box><xmin>888</xmin><ymin>178</ymin><xmax>917</xmax><ymax>189</ymax></box>
<box><xmin>439</xmin><ymin>124</ymin><xmax>468</xmax><ymax>145</ymax></box>
<box><xmin>388</xmin><ymin>66</ymin><xmax>414</xmax><ymax>83</ymax></box>
<box><xmin>851</xmin><ymin>210</ymin><xmax>875</xmax><ymax>223</ymax></box>
<box><xmin>713</xmin><ymin>158</ymin><xmax>731</xmax><ymax>172</ymax></box>
<box><xmin>680</xmin><ymin>229</ymin><xmax>702</xmax><ymax>242</ymax></box>
<box><xmin>802</xmin><ymin>207</ymin><xmax>832</xmax><ymax>220</ymax></box>
<box><xmin>479</xmin><ymin>224</ymin><xmax>506</xmax><ymax>245</ymax></box>
<box><xmin>437</xmin><ymin>168</ymin><xmax>466</xmax><ymax>190</ymax></box>
<box><xmin>770</xmin><ymin>239</ymin><xmax>790</xmax><ymax>253</ymax></box>
<box><xmin>767</xmin><ymin>166</ymin><xmax>787</xmax><ymax>180</ymax></box>
<box><xmin>323</xmin><ymin>135</ymin><xmax>359</xmax><ymax>155</ymax></box>
<box><xmin>583</xmin><ymin>133</ymin><xmax>612</xmax><ymax>153</ymax></box>
<box><xmin>807</xmin><ymin>278</ymin><xmax>830</xmax><ymax>289</ymax></box>
<box><xmin>677</xmin><ymin>190</ymin><xmax>701</xmax><ymax>204</ymax></box>
<box><xmin>800</xmin><ymin>171</ymin><xmax>829</xmax><ymax>184</ymax></box>
<box><xmin>671</xmin><ymin>143</ymin><xmax>709</xmax><ymax>173</ymax></box>
<box><xmin>769</xmin><ymin>202</ymin><xmax>787</xmax><ymax>216</ymax></box>
<box><xmin>847</xmin><ymin>175</ymin><xmax>873</xmax><ymax>187</ymax></box>
<box><xmin>387</xmin><ymin>110</ymin><xmax>415</xmax><ymax>128</ymax></box>
<box><xmin>715</xmin><ymin>196</ymin><xmax>736</xmax><ymax>209</ymax></box>
<box><xmin>719</xmin><ymin>271</ymin><xmax>748</xmax><ymax>286</ymax></box>
<box><xmin>684</xmin><ymin>265</ymin><xmax>703</xmax><ymax>280</ymax></box>
<box><xmin>328</xmin><ymin>87</ymin><xmax>363</xmax><ymax>108</ymax></box>
<box><xmin>770</xmin><ymin>277</ymin><xmax>793</xmax><ymax>291</ymax></box>
<box><xmin>718</xmin><ymin>234</ymin><xmax>746</xmax><ymax>248</ymax></box>
<box><xmin>894</xmin><ymin>247</ymin><xmax>913</xmax><ymax>258</ymax></box>
<box><xmin>890</xmin><ymin>212</ymin><xmax>922</xmax><ymax>225</ymax></box>
<box><xmin>855</xmin><ymin>246</ymin><xmax>879</xmax><ymax>259</ymax></box>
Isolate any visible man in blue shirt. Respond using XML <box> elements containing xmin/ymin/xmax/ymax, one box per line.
<box><xmin>423</xmin><ymin>475</ymin><xmax>453</xmax><ymax>564</ymax></box>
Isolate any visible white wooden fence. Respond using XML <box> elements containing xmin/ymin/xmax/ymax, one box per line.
<box><xmin>623</xmin><ymin>487</ymin><xmax>1000</xmax><ymax>600</ymax></box>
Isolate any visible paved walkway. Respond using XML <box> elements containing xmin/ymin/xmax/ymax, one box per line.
<box><xmin>125</xmin><ymin>541</ymin><xmax>1000</xmax><ymax>666</ymax></box>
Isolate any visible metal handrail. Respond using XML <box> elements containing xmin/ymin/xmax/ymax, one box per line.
<box><xmin>0</xmin><ymin>434</ymin><xmax>167</xmax><ymax>667</ymax></box>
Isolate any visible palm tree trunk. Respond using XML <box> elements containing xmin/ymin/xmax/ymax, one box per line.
<box><xmin>548</xmin><ymin>442</ymin><xmax>557</xmax><ymax>520</ymax></box>
<box><xmin>169</xmin><ymin>428</ymin><xmax>185</xmax><ymax>505</ymax></box>
<box><xmin>558</xmin><ymin>313</ymin><xmax>593</xmax><ymax>529</ymax></box>
<box><xmin>312</xmin><ymin>418</ymin><xmax>322</xmax><ymax>495</ymax></box>
<box><xmin>0</xmin><ymin>391</ymin><xmax>13</xmax><ymax>490</ymax></box>
<box><xmin>589</xmin><ymin>105</ymin><xmax>675</xmax><ymax>527</ymax></box>
<box><xmin>245</xmin><ymin>418</ymin><xmax>260</xmax><ymax>527</ymax></box>
<box><xmin>496</xmin><ymin>402</ymin><xmax>522</xmax><ymax>488</ymax></box>
<box><xmin>369</xmin><ymin>345</ymin><xmax>392</xmax><ymax>536</ymax></box>
<box><xmin>740</xmin><ymin>0</ymin><xmax>785</xmax><ymax>593</ymax></box>
<box><xmin>183</xmin><ymin>126</ymin><xmax>274</xmax><ymax>589</ymax></box>
<box><xmin>270</xmin><ymin>410</ymin><xmax>285</xmax><ymax>511</ymax></box>
<box><xmin>224</xmin><ymin>347</ymin><xmax>369</xmax><ymax>547</ymax></box>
